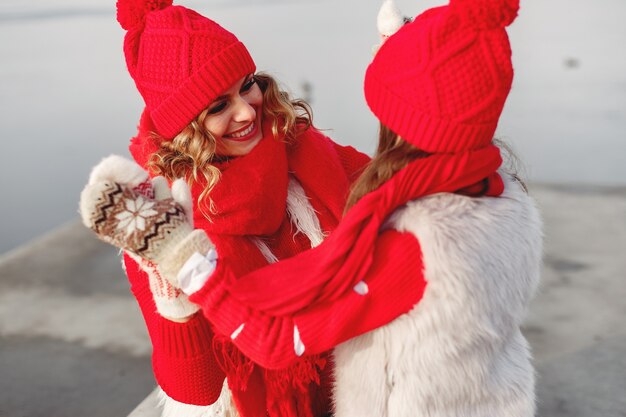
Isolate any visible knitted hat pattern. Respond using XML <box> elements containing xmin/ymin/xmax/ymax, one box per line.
<box><xmin>365</xmin><ymin>0</ymin><xmax>519</xmax><ymax>153</ymax></box>
<box><xmin>117</xmin><ymin>0</ymin><xmax>256</xmax><ymax>139</ymax></box>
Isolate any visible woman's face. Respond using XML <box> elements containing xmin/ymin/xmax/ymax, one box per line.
<box><xmin>204</xmin><ymin>74</ymin><xmax>264</xmax><ymax>157</ymax></box>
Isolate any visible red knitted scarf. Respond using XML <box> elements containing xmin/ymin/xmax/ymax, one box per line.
<box><xmin>194</xmin><ymin>127</ymin><xmax>351</xmax><ymax>417</ymax></box>
<box><xmin>224</xmin><ymin>145</ymin><xmax>504</xmax><ymax>320</ymax></box>
<box><xmin>130</xmin><ymin>120</ymin><xmax>352</xmax><ymax>417</ymax></box>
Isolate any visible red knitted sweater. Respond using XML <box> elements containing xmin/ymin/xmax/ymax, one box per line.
<box><xmin>189</xmin><ymin>230</ymin><xmax>426</xmax><ymax>370</ymax></box>
<box><xmin>123</xmin><ymin>141</ymin><xmax>369</xmax><ymax>408</ymax></box>
<box><xmin>189</xmin><ymin>147</ymin><xmax>503</xmax><ymax>370</ymax></box>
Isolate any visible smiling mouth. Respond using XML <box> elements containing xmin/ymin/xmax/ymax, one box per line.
<box><xmin>224</xmin><ymin>122</ymin><xmax>256</xmax><ymax>140</ymax></box>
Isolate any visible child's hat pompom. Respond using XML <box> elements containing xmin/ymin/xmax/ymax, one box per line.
<box><xmin>377</xmin><ymin>0</ymin><xmax>405</xmax><ymax>37</ymax></box>
<box><xmin>116</xmin><ymin>0</ymin><xmax>173</xmax><ymax>30</ymax></box>
<box><xmin>450</xmin><ymin>0</ymin><xmax>520</xmax><ymax>30</ymax></box>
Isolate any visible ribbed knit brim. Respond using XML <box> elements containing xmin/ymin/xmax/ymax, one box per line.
<box><xmin>364</xmin><ymin>68</ymin><xmax>497</xmax><ymax>153</ymax></box>
<box><xmin>150</xmin><ymin>41</ymin><xmax>255</xmax><ymax>139</ymax></box>
<box><xmin>121</xmin><ymin>4</ymin><xmax>257</xmax><ymax>140</ymax></box>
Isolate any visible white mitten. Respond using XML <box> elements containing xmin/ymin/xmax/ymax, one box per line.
<box><xmin>80</xmin><ymin>155</ymin><xmax>214</xmax><ymax>290</ymax></box>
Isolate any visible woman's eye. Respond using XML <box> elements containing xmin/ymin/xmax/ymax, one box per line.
<box><xmin>208</xmin><ymin>101</ymin><xmax>227</xmax><ymax>114</ymax></box>
<box><xmin>240</xmin><ymin>78</ymin><xmax>256</xmax><ymax>93</ymax></box>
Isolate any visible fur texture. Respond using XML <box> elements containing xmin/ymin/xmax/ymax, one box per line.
<box><xmin>333</xmin><ymin>174</ymin><xmax>542</xmax><ymax>417</ymax></box>
<box><xmin>377</xmin><ymin>0</ymin><xmax>405</xmax><ymax>36</ymax></box>
<box><xmin>285</xmin><ymin>176</ymin><xmax>327</xmax><ymax>247</ymax></box>
<box><xmin>171</xmin><ymin>178</ymin><xmax>195</xmax><ymax>226</ymax></box>
<box><xmin>158</xmin><ymin>380</ymin><xmax>239</xmax><ymax>417</ymax></box>
<box><xmin>87</xmin><ymin>154</ymin><xmax>148</xmax><ymax>187</ymax></box>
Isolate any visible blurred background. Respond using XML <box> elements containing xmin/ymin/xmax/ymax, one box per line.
<box><xmin>0</xmin><ymin>0</ymin><xmax>624</xmax><ymax>255</ymax></box>
<box><xmin>1</xmin><ymin>1</ymin><xmax>625</xmax><ymax>416</ymax></box>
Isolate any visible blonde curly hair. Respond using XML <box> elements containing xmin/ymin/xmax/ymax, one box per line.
<box><xmin>146</xmin><ymin>73</ymin><xmax>312</xmax><ymax>219</ymax></box>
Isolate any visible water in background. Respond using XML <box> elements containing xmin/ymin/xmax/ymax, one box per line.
<box><xmin>1</xmin><ymin>0</ymin><xmax>625</xmax><ymax>254</ymax></box>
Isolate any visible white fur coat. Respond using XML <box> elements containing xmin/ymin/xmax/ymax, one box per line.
<box><xmin>333</xmin><ymin>174</ymin><xmax>542</xmax><ymax>417</ymax></box>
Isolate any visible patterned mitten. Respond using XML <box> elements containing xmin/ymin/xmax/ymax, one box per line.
<box><xmin>127</xmin><ymin>175</ymin><xmax>201</xmax><ymax>318</ymax></box>
<box><xmin>80</xmin><ymin>155</ymin><xmax>213</xmax><ymax>289</ymax></box>
<box><xmin>127</xmin><ymin>253</ymin><xmax>201</xmax><ymax>319</ymax></box>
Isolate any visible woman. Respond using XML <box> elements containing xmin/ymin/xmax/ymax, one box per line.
<box><xmin>83</xmin><ymin>0</ymin><xmax>541</xmax><ymax>415</ymax></box>
<box><xmin>82</xmin><ymin>0</ymin><xmax>369</xmax><ymax>416</ymax></box>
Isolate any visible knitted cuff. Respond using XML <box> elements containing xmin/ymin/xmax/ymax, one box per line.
<box><xmin>157</xmin><ymin>229</ymin><xmax>215</xmax><ymax>288</ymax></box>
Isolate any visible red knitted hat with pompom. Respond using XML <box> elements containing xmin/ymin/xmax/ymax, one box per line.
<box><xmin>365</xmin><ymin>0</ymin><xmax>519</xmax><ymax>153</ymax></box>
<box><xmin>117</xmin><ymin>0</ymin><xmax>255</xmax><ymax>139</ymax></box>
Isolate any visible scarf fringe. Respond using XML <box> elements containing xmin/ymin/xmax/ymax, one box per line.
<box><xmin>212</xmin><ymin>335</ymin><xmax>255</xmax><ymax>392</ymax></box>
<box><xmin>264</xmin><ymin>355</ymin><xmax>326</xmax><ymax>394</ymax></box>
<box><xmin>264</xmin><ymin>355</ymin><xmax>327</xmax><ymax>417</ymax></box>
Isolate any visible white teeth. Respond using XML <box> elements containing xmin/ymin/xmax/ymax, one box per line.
<box><xmin>227</xmin><ymin>122</ymin><xmax>254</xmax><ymax>139</ymax></box>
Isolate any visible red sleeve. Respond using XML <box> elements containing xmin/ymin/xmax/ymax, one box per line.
<box><xmin>190</xmin><ymin>230</ymin><xmax>426</xmax><ymax>370</ymax></box>
<box><xmin>123</xmin><ymin>254</ymin><xmax>226</xmax><ymax>405</ymax></box>
<box><xmin>332</xmin><ymin>142</ymin><xmax>371</xmax><ymax>184</ymax></box>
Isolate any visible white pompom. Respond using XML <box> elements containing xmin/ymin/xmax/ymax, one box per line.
<box><xmin>377</xmin><ymin>0</ymin><xmax>405</xmax><ymax>37</ymax></box>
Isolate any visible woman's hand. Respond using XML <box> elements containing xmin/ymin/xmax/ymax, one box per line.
<box><xmin>79</xmin><ymin>155</ymin><xmax>214</xmax><ymax>289</ymax></box>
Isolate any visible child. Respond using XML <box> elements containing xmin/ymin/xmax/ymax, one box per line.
<box><xmin>82</xmin><ymin>0</ymin><xmax>369</xmax><ymax>416</ymax></box>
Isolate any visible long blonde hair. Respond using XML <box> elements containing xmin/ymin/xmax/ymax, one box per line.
<box><xmin>146</xmin><ymin>72</ymin><xmax>312</xmax><ymax>219</ymax></box>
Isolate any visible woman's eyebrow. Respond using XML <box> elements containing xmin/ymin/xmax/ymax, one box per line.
<box><xmin>209</xmin><ymin>76</ymin><xmax>251</xmax><ymax>103</ymax></box>
<box><xmin>212</xmin><ymin>93</ymin><xmax>228</xmax><ymax>102</ymax></box>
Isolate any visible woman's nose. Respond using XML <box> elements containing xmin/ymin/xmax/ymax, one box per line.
<box><xmin>231</xmin><ymin>95</ymin><xmax>256</xmax><ymax>122</ymax></box>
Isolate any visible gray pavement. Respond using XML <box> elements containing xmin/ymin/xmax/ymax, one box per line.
<box><xmin>0</xmin><ymin>223</ymin><xmax>154</xmax><ymax>417</ymax></box>
<box><xmin>525</xmin><ymin>184</ymin><xmax>626</xmax><ymax>417</ymax></box>
<box><xmin>1</xmin><ymin>184</ymin><xmax>625</xmax><ymax>417</ymax></box>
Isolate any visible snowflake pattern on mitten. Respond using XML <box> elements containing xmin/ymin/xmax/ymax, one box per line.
<box><xmin>81</xmin><ymin>155</ymin><xmax>215</xmax><ymax>295</ymax></box>
<box><xmin>82</xmin><ymin>180</ymin><xmax>190</xmax><ymax>262</ymax></box>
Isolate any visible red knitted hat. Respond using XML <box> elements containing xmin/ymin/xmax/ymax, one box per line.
<box><xmin>117</xmin><ymin>0</ymin><xmax>256</xmax><ymax>139</ymax></box>
<box><xmin>365</xmin><ymin>0</ymin><xmax>519</xmax><ymax>153</ymax></box>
